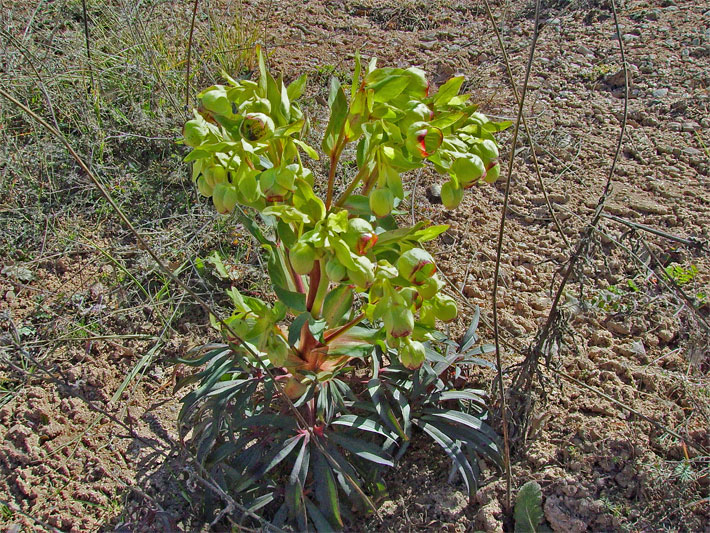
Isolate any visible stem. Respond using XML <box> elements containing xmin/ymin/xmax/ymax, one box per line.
<box><xmin>334</xmin><ymin>163</ymin><xmax>370</xmax><ymax>208</ymax></box>
<box><xmin>305</xmin><ymin>260</ymin><xmax>322</xmax><ymax>313</ymax></box>
<box><xmin>325</xmin><ymin>130</ymin><xmax>347</xmax><ymax>211</ymax></box>
<box><xmin>323</xmin><ymin>312</ymin><xmax>365</xmax><ymax>344</ymax></box>
<box><xmin>283</xmin><ymin>245</ymin><xmax>306</xmax><ymax>294</ymax></box>
<box><xmin>310</xmin><ymin>261</ymin><xmax>330</xmax><ymax>319</ymax></box>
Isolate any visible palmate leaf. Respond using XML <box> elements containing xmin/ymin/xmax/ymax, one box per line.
<box><xmin>421</xmin><ymin>415</ymin><xmax>502</xmax><ymax>469</ymax></box>
<box><xmin>415</xmin><ymin>419</ymin><xmax>478</xmax><ymax>499</ymax></box>
<box><xmin>422</xmin><ymin>408</ymin><xmax>502</xmax><ymax>450</ymax></box>
<box><xmin>327</xmin><ymin>433</ymin><xmax>394</xmax><ymax>467</ymax></box>
<box><xmin>367</xmin><ymin>378</ymin><xmax>407</xmax><ymax>440</ymax></box>
<box><xmin>331</xmin><ymin>415</ymin><xmax>398</xmax><ymax>444</ymax></box>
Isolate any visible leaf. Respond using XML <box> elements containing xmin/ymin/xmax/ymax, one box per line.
<box><xmin>289</xmin><ymin>312</ymin><xmax>311</xmax><ymax>346</ymax></box>
<box><xmin>287</xmin><ymin>73</ymin><xmax>308</xmax><ymax>100</ymax></box>
<box><xmin>434</xmin><ymin>76</ymin><xmax>465</xmax><ymax>107</ymax></box>
<box><xmin>331</xmin><ymin>415</ymin><xmax>397</xmax><ymax>443</ymax></box>
<box><xmin>293</xmin><ymin>139</ymin><xmax>320</xmax><ymax>160</ymax></box>
<box><xmin>274</xmin><ymin>286</ymin><xmax>307</xmax><ymax>312</ymax></box>
<box><xmin>514</xmin><ymin>481</ymin><xmax>544</xmax><ymax>533</ymax></box>
<box><xmin>328</xmin><ymin>432</ymin><xmax>394</xmax><ymax>467</ymax></box>
<box><xmin>234</xmin><ymin>206</ymin><xmax>275</xmax><ymax>246</ymax></box>
<box><xmin>289</xmin><ymin>435</ymin><xmax>311</xmax><ymax>486</ymax></box>
<box><xmin>322</xmin><ymin>79</ymin><xmax>348</xmax><ymax>154</ymax></box>
<box><xmin>322</xmin><ymin>285</ymin><xmax>354</xmax><ymax>328</ymax></box>
<box><xmin>483</xmin><ymin>120</ymin><xmax>513</xmax><ymax>133</ymax></box>
<box><xmin>459</xmin><ymin>306</ymin><xmax>481</xmax><ymax>353</ymax></box>
<box><xmin>312</xmin><ymin>450</ymin><xmax>343</xmax><ymax>529</ymax></box>
<box><xmin>305</xmin><ymin>496</ymin><xmax>339</xmax><ymax>533</ymax></box>
<box><xmin>368</xmin><ymin>74</ymin><xmax>411</xmax><ymax>102</ymax></box>
<box><xmin>367</xmin><ymin>378</ymin><xmax>407</xmax><ymax>440</ymax></box>
<box><xmin>416</xmin><ymin>419</ymin><xmax>478</xmax><ymax>499</ymax></box>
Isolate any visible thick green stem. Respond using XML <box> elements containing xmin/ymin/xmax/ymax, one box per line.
<box><xmin>334</xmin><ymin>163</ymin><xmax>370</xmax><ymax>208</ymax></box>
<box><xmin>283</xmin><ymin>245</ymin><xmax>305</xmax><ymax>294</ymax></box>
<box><xmin>325</xmin><ymin>129</ymin><xmax>347</xmax><ymax>211</ymax></box>
<box><xmin>311</xmin><ymin>261</ymin><xmax>329</xmax><ymax>318</ymax></box>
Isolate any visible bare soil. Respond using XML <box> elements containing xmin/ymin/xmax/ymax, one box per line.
<box><xmin>1</xmin><ymin>0</ymin><xmax>709</xmax><ymax>531</ymax></box>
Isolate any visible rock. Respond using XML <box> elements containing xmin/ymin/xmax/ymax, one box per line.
<box><xmin>544</xmin><ymin>495</ymin><xmax>588</xmax><ymax>533</ymax></box>
<box><xmin>668</xmin><ymin>122</ymin><xmax>682</xmax><ymax>132</ymax></box>
<box><xmin>657</xmin><ymin>329</ymin><xmax>675</xmax><ymax>343</ymax></box>
<box><xmin>575</xmin><ymin>44</ymin><xmax>594</xmax><ymax>56</ymax></box>
<box><xmin>701</xmin><ymin>117</ymin><xmax>710</xmax><ymax>128</ymax></box>
<box><xmin>426</xmin><ymin>184</ymin><xmax>442</xmax><ymax>204</ymax></box>
<box><xmin>681</xmin><ymin>120</ymin><xmax>701</xmax><ymax>132</ymax></box>
<box><xmin>617</xmin><ymin>340</ymin><xmax>646</xmax><ymax>358</ymax></box>
<box><xmin>475</xmin><ymin>500</ymin><xmax>504</xmax><ymax>533</ymax></box>
<box><xmin>652</xmin><ymin>88</ymin><xmax>668</xmax><ymax>98</ymax></box>
<box><xmin>607</xmin><ymin>319</ymin><xmax>631</xmax><ymax>336</ymax></box>
<box><xmin>629</xmin><ymin>197</ymin><xmax>669</xmax><ymax>215</ymax></box>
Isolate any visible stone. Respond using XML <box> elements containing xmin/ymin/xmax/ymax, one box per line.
<box><xmin>426</xmin><ymin>184</ymin><xmax>442</xmax><ymax>204</ymax></box>
<box><xmin>544</xmin><ymin>495</ymin><xmax>588</xmax><ymax>533</ymax></box>
<box><xmin>652</xmin><ymin>88</ymin><xmax>668</xmax><ymax>98</ymax></box>
<box><xmin>681</xmin><ymin>120</ymin><xmax>701</xmax><ymax>132</ymax></box>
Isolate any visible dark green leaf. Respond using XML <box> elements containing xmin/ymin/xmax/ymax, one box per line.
<box><xmin>416</xmin><ymin>419</ymin><xmax>477</xmax><ymax>498</ymax></box>
<box><xmin>328</xmin><ymin>432</ymin><xmax>394</xmax><ymax>467</ymax></box>
<box><xmin>331</xmin><ymin>415</ymin><xmax>397</xmax><ymax>443</ymax></box>
<box><xmin>313</xmin><ymin>450</ymin><xmax>343</xmax><ymax>529</ymax></box>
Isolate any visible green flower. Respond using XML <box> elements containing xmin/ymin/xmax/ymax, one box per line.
<box><xmin>397</xmin><ymin>248</ymin><xmax>436</xmax><ymax>285</ymax></box>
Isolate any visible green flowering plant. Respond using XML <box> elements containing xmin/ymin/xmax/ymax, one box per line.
<box><xmin>177</xmin><ymin>48</ymin><xmax>508</xmax><ymax>529</ymax></box>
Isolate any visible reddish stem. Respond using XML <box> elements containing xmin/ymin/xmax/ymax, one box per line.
<box><xmin>305</xmin><ymin>260</ymin><xmax>321</xmax><ymax>312</ymax></box>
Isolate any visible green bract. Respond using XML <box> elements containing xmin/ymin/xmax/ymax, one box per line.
<box><xmin>178</xmin><ymin>47</ymin><xmax>509</xmax><ymax>531</ymax></box>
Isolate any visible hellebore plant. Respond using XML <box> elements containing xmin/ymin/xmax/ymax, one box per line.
<box><xmin>178</xmin><ymin>48</ymin><xmax>509</xmax><ymax>529</ymax></box>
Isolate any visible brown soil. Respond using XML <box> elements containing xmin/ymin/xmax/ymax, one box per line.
<box><xmin>1</xmin><ymin>0</ymin><xmax>709</xmax><ymax>531</ymax></box>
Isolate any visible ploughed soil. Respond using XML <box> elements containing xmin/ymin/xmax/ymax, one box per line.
<box><xmin>1</xmin><ymin>0</ymin><xmax>708</xmax><ymax>531</ymax></box>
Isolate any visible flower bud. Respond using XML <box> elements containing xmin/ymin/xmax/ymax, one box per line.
<box><xmin>399</xmin><ymin>338</ymin><xmax>426</xmax><ymax>369</ymax></box>
<box><xmin>289</xmin><ymin>241</ymin><xmax>316</xmax><ymax>275</ymax></box>
<box><xmin>473</xmin><ymin>139</ymin><xmax>499</xmax><ymax>168</ymax></box>
<box><xmin>405</xmin><ymin>122</ymin><xmax>443</xmax><ymax>158</ymax></box>
<box><xmin>344</xmin><ymin>218</ymin><xmax>378</xmax><ymax>255</ymax></box>
<box><xmin>369</xmin><ymin>188</ymin><xmax>394</xmax><ymax>218</ymax></box>
<box><xmin>483</xmin><ymin>161</ymin><xmax>500</xmax><ymax>184</ymax></box>
<box><xmin>347</xmin><ymin>255</ymin><xmax>375</xmax><ymax>288</ymax></box>
<box><xmin>433</xmin><ymin>294</ymin><xmax>458</xmax><ymax>322</ymax></box>
<box><xmin>399</xmin><ymin>287</ymin><xmax>420</xmax><ymax>307</ymax></box>
<box><xmin>196</xmin><ymin>175</ymin><xmax>213</xmax><ymax>197</ymax></box>
<box><xmin>383</xmin><ymin>306</ymin><xmax>414</xmax><ymax>339</ymax></box>
<box><xmin>325</xmin><ymin>257</ymin><xmax>346</xmax><ymax>282</ymax></box>
<box><xmin>417</xmin><ymin>275</ymin><xmax>444</xmax><ymax>300</ymax></box>
<box><xmin>440</xmin><ymin>180</ymin><xmax>463</xmax><ymax>209</ymax></box>
<box><xmin>418</xmin><ymin>301</ymin><xmax>436</xmax><ymax>328</ymax></box>
<box><xmin>396</xmin><ymin>248</ymin><xmax>436</xmax><ymax>285</ymax></box>
<box><xmin>240</xmin><ymin>113</ymin><xmax>275</xmax><ymax>142</ymax></box>
<box><xmin>453</xmin><ymin>155</ymin><xmax>486</xmax><ymax>188</ymax></box>
<box><xmin>183</xmin><ymin>119</ymin><xmax>209</xmax><ymax>147</ymax></box>
<box><xmin>212</xmin><ymin>183</ymin><xmax>237</xmax><ymax>213</ymax></box>
<box><xmin>241</xmin><ymin>96</ymin><xmax>271</xmax><ymax>115</ymax></box>
<box><xmin>201</xmin><ymin>86</ymin><xmax>232</xmax><ymax>116</ymax></box>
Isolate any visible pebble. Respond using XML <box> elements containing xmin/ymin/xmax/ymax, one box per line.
<box><xmin>668</xmin><ymin>122</ymin><xmax>682</xmax><ymax>131</ymax></box>
<box><xmin>681</xmin><ymin>120</ymin><xmax>701</xmax><ymax>132</ymax></box>
<box><xmin>652</xmin><ymin>88</ymin><xmax>668</xmax><ymax>98</ymax></box>
<box><xmin>701</xmin><ymin>117</ymin><xmax>710</xmax><ymax>128</ymax></box>
<box><xmin>575</xmin><ymin>44</ymin><xmax>594</xmax><ymax>56</ymax></box>
<box><xmin>426</xmin><ymin>184</ymin><xmax>442</xmax><ymax>204</ymax></box>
